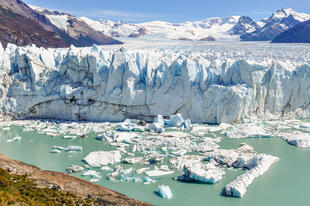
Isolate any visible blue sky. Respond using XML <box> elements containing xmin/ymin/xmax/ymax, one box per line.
<box><xmin>24</xmin><ymin>0</ymin><xmax>310</xmax><ymax>23</ymax></box>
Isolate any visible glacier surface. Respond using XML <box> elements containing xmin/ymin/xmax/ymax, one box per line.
<box><xmin>1</xmin><ymin>40</ymin><xmax>310</xmax><ymax>123</ymax></box>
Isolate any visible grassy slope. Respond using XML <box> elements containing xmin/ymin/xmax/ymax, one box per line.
<box><xmin>0</xmin><ymin>168</ymin><xmax>94</xmax><ymax>206</ymax></box>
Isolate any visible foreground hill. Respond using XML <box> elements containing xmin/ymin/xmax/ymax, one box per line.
<box><xmin>272</xmin><ymin>20</ymin><xmax>310</xmax><ymax>43</ymax></box>
<box><xmin>0</xmin><ymin>0</ymin><xmax>121</xmax><ymax>48</ymax></box>
<box><xmin>0</xmin><ymin>154</ymin><xmax>150</xmax><ymax>206</ymax></box>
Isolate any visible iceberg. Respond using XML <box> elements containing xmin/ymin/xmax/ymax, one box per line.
<box><xmin>83</xmin><ymin>150</ymin><xmax>121</xmax><ymax>167</ymax></box>
<box><xmin>50</xmin><ymin>149</ymin><xmax>61</xmax><ymax>153</ymax></box>
<box><xmin>224</xmin><ymin>154</ymin><xmax>279</xmax><ymax>198</ymax></box>
<box><xmin>144</xmin><ymin>169</ymin><xmax>174</xmax><ymax>177</ymax></box>
<box><xmin>181</xmin><ymin>163</ymin><xmax>225</xmax><ymax>184</ymax></box>
<box><xmin>165</xmin><ymin>114</ymin><xmax>184</xmax><ymax>127</ymax></box>
<box><xmin>66</xmin><ymin>146</ymin><xmax>83</xmax><ymax>151</ymax></box>
<box><xmin>157</xmin><ymin>185</ymin><xmax>173</xmax><ymax>199</ymax></box>
<box><xmin>63</xmin><ymin>135</ymin><xmax>77</xmax><ymax>140</ymax></box>
<box><xmin>205</xmin><ymin>143</ymin><xmax>258</xmax><ymax>169</ymax></box>
<box><xmin>279</xmin><ymin>131</ymin><xmax>310</xmax><ymax>147</ymax></box>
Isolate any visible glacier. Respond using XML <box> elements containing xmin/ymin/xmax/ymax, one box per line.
<box><xmin>0</xmin><ymin>40</ymin><xmax>310</xmax><ymax>124</ymax></box>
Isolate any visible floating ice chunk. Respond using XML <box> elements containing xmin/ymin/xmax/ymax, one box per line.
<box><xmin>145</xmin><ymin>169</ymin><xmax>174</xmax><ymax>177</ymax></box>
<box><xmin>66</xmin><ymin>146</ymin><xmax>83</xmax><ymax>151</ymax></box>
<box><xmin>122</xmin><ymin>157</ymin><xmax>144</xmax><ymax>164</ymax></box>
<box><xmin>114</xmin><ymin>132</ymin><xmax>137</xmax><ymax>143</ymax></box>
<box><xmin>136</xmin><ymin>167</ymin><xmax>149</xmax><ymax>174</ymax></box>
<box><xmin>205</xmin><ymin>143</ymin><xmax>257</xmax><ymax>169</ymax></box>
<box><xmin>182</xmin><ymin>163</ymin><xmax>225</xmax><ymax>184</ymax></box>
<box><xmin>170</xmin><ymin>155</ymin><xmax>203</xmax><ymax>170</ymax></box>
<box><xmin>224</xmin><ymin>154</ymin><xmax>279</xmax><ymax>198</ymax></box>
<box><xmin>50</xmin><ymin>149</ymin><xmax>61</xmax><ymax>153</ymax></box>
<box><xmin>82</xmin><ymin>170</ymin><xmax>102</xmax><ymax>182</ymax></box>
<box><xmin>63</xmin><ymin>135</ymin><xmax>77</xmax><ymax>140</ymax></box>
<box><xmin>6</xmin><ymin>136</ymin><xmax>22</xmax><ymax>142</ymax></box>
<box><xmin>160</xmin><ymin>165</ymin><xmax>170</xmax><ymax>171</ymax></box>
<box><xmin>149</xmin><ymin>115</ymin><xmax>165</xmax><ymax>133</ymax></box>
<box><xmin>157</xmin><ymin>185</ymin><xmax>173</xmax><ymax>199</ymax></box>
<box><xmin>96</xmin><ymin>135</ymin><xmax>104</xmax><ymax>140</ymax></box>
<box><xmin>66</xmin><ymin>165</ymin><xmax>84</xmax><ymax>173</ymax></box>
<box><xmin>165</xmin><ymin>113</ymin><xmax>184</xmax><ymax>127</ymax></box>
<box><xmin>100</xmin><ymin>166</ymin><xmax>113</xmax><ymax>171</ymax></box>
<box><xmin>149</xmin><ymin>123</ymin><xmax>165</xmax><ymax>133</ymax></box>
<box><xmin>183</xmin><ymin>119</ymin><xmax>193</xmax><ymax>130</ymax></box>
<box><xmin>2</xmin><ymin>127</ymin><xmax>10</xmax><ymax>131</ymax></box>
<box><xmin>84</xmin><ymin>150</ymin><xmax>121</xmax><ymax>167</ymax></box>
<box><xmin>279</xmin><ymin>131</ymin><xmax>310</xmax><ymax>147</ymax></box>
<box><xmin>116</xmin><ymin>120</ymin><xmax>145</xmax><ymax>132</ymax></box>
<box><xmin>300</xmin><ymin>123</ymin><xmax>310</xmax><ymax>129</ymax></box>
<box><xmin>53</xmin><ymin>146</ymin><xmax>66</xmax><ymax>150</ymax></box>
<box><xmin>225</xmin><ymin>123</ymin><xmax>268</xmax><ymax>139</ymax></box>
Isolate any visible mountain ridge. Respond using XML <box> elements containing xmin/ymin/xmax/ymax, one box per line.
<box><xmin>0</xmin><ymin>0</ymin><xmax>122</xmax><ymax>48</ymax></box>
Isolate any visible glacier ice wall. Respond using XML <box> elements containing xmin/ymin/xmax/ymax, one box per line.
<box><xmin>0</xmin><ymin>42</ymin><xmax>310</xmax><ymax>124</ymax></box>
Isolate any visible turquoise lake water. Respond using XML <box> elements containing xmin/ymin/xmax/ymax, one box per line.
<box><xmin>0</xmin><ymin>125</ymin><xmax>310</xmax><ymax>206</ymax></box>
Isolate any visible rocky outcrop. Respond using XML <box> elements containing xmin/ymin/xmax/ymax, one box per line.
<box><xmin>0</xmin><ymin>42</ymin><xmax>310</xmax><ymax>123</ymax></box>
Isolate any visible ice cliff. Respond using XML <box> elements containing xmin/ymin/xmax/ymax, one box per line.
<box><xmin>0</xmin><ymin>41</ymin><xmax>310</xmax><ymax>123</ymax></box>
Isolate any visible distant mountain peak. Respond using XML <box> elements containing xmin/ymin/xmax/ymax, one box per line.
<box><xmin>270</xmin><ymin>8</ymin><xmax>310</xmax><ymax>22</ymax></box>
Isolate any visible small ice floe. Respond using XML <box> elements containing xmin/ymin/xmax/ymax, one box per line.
<box><xmin>157</xmin><ymin>185</ymin><xmax>173</xmax><ymax>199</ymax></box>
<box><xmin>145</xmin><ymin>169</ymin><xmax>174</xmax><ymax>177</ymax></box>
<box><xmin>63</xmin><ymin>135</ymin><xmax>77</xmax><ymax>140</ymax></box>
<box><xmin>2</xmin><ymin>127</ymin><xmax>10</xmax><ymax>131</ymax></box>
<box><xmin>50</xmin><ymin>149</ymin><xmax>61</xmax><ymax>153</ymax></box>
<box><xmin>53</xmin><ymin>146</ymin><xmax>66</xmax><ymax>150</ymax></box>
<box><xmin>116</xmin><ymin>119</ymin><xmax>145</xmax><ymax>132</ymax></box>
<box><xmin>83</xmin><ymin>150</ymin><xmax>121</xmax><ymax>167</ymax></box>
<box><xmin>114</xmin><ymin>132</ymin><xmax>138</xmax><ymax>143</ymax></box>
<box><xmin>122</xmin><ymin>157</ymin><xmax>144</xmax><ymax>164</ymax></box>
<box><xmin>66</xmin><ymin>146</ymin><xmax>83</xmax><ymax>151</ymax></box>
<box><xmin>149</xmin><ymin>115</ymin><xmax>165</xmax><ymax>133</ymax></box>
<box><xmin>205</xmin><ymin>143</ymin><xmax>257</xmax><ymax>169</ymax></box>
<box><xmin>224</xmin><ymin>123</ymin><xmax>269</xmax><ymax>139</ymax></box>
<box><xmin>82</xmin><ymin>170</ymin><xmax>102</xmax><ymax>182</ymax></box>
<box><xmin>180</xmin><ymin>163</ymin><xmax>225</xmax><ymax>184</ymax></box>
<box><xmin>136</xmin><ymin>167</ymin><xmax>149</xmax><ymax>174</ymax></box>
<box><xmin>279</xmin><ymin>131</ymin><xmax>310</xmax><ymax>147</ymax></box>
<box><xmin>66</xmin><ymin>165</ymin><xmax>84</xmax><ymax>173</ymax></box>
<box><xmin>100</xmin><ymin>166</ymin><xmax>113</xmax><ymax>171</ymax></box>
<box><xmin>6</xmin><ymin>136</ymin><xmax>22</xmax><ymax>142</ymax></box>
<box><xmin>165</xmin><ymin>113</ymin><xmax>192</xmax><ymax>130</ymax></box>
<box><xmin>107</xmin><ymin>166</ymin><xmax>155</xmax><ymax>184</ymax></box>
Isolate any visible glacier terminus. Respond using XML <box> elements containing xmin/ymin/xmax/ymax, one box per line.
<box><xmin>0</xmin><ymin>40</ymin><xmax>310</xmax><ymax>124</ymax></box>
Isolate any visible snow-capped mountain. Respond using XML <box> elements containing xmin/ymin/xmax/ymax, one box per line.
<box><xmin>79</xmin><ymin>17</ymin><xmax>148</xmax><ymax>38</ymax></box>
<box><xmin>229</xmin><ymin>16</ymin><xmax>262</xmax><ymax>35</ymax></box>
<box><xmin>138</xmin><ymin>16</ymin><xmax>242</xmax><ymax>40</ymax></box>
<box><xmin>30</xmin><ymin>5</ymin><xmax>122</xmax><ymax>46</ymax></box>
<box><xmin>79</xmin><ymin>8</ymin><xmax>310</xmax><ymax>42</ymax></box>
<box><xmin>241</xmin><ymin>8</ymin><xmax>310</xmax><ymax>41</ymax></box>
